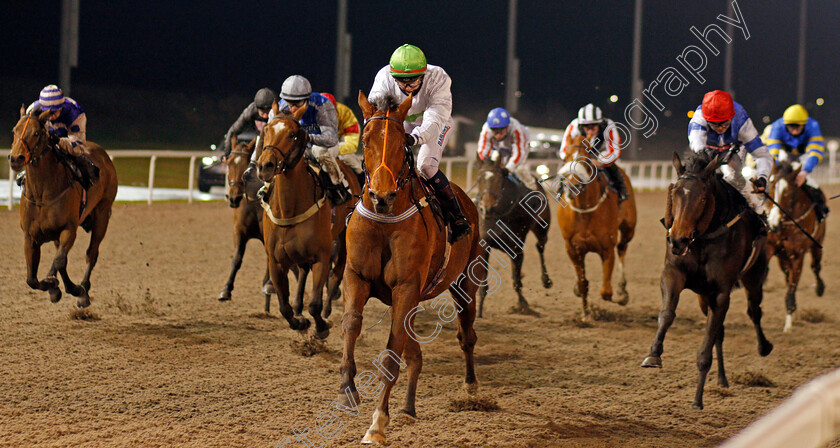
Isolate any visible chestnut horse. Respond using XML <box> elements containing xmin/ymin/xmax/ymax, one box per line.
<box><xmin>256</xmin><ymin>104</ymin><xmax>360</xmax><ymax>337</ymax></box>
<box><xmin>9</xmin><ymin>107</ymin><xmax>118</xmax><ymax>307</ymax></box>
<box><xmin>475</xmin><ymin>155</ymin><xmax>552</xmax><ymax>316</ymax></box>
<box><xmin>337</xmin><ymin>92</ymin><xmax>483</xmax><ymax>444</ymax></box>
<box><xmin>642</xmin><ymin>151</ymin><xmax>773</xmax><ymax>410</ymax></box>
<box><xmin>766</xmin><ymin>159</ymin><xmax>826</xmax><ymax>332</ymax></box>
<box><xmin>217</xmin><ymin>136</ymin><xmax>274</xmax><ymax>312</ymax></box>
<box><xmin>556</xmin><ymin>135</ymin><xmax>636</xmax><ymax>320</ymax></box>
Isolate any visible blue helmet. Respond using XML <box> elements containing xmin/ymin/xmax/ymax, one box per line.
<box><xmin>486</xmin><ymin>107</ymin><xmax>511</xmax><ymax>129</ymax></box>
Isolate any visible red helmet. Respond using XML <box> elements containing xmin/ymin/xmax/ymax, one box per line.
<box><xmin>701</xmin><ymin>90</ymin><xmax>735</xmax><ymax>122</ymax></box>
<box><xmin>320</xmin><ymin>92</ymin><xmax>338</xmax><ymax>109</ymax></box>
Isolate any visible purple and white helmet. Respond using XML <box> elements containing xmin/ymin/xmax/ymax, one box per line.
<box><xmin>39</xmin><ymin>85</ymin><xmax>65</xmax><ymax>111</ymax></box>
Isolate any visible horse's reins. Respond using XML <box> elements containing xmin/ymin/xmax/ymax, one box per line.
<box><xmin>759</xmin><ymin>179</ymin><xmax>822</xmax><ymax>248</ymax></box>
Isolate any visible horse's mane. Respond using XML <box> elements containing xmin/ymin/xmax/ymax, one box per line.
<box><xmin>776</xmin><ymin>159</ymin><xmax>795</xmax><ymax>177</ymax></box>
<box><xmin>667</xmin><ymin>150</ymin><xmax>748</xmax><ymax>229</ymax></box>
<box><xmin>682</xmin><ymin>150</ymin><xmax>714</xmax><ymax>175</ymax></box>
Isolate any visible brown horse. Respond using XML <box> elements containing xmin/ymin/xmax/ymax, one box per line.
<box><xmin>337</xmin><ymin>92</ymin><xmax>483</xmax><ymax>444</ymax></box>
<box><xmin>475</xmin><ymin>156</ymin><xmax>552</xmax><ymax>316</ymax></box>
<box><xmin>256</xmin><ymin>103</ymin><xmax>360</xmax><ymax>337</ymax></box>
<box><xmin>766</xmin><ymin>159</ymin><xmax>826</xmax><ymax>332</ymax></box>
<box><xmin>555</xmin><ymin>135</ymin><xmax>636</xmax><ymax>320</ymax></box>
<box><xmin>9</xmin><ymin>107</ymin><xmax>118</xmax><ymax>307</ymax></box>
<box><xmin>217</xmin><ymin>136</ymin><xmax>274</xmax><ymax>312</ymax></box>
<box><xmin>642</xmin><ymin>151</ymin><xmax>773</xmax><ymax>410</ymax></box>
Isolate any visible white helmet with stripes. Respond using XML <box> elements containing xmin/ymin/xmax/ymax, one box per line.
<box><xmin>577</xmin><ymin>104</ymin><xmax>604</xmax><ymax>125</ymax></box>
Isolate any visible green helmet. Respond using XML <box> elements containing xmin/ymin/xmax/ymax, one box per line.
<box><xmin>389</xmin><ymin>44</ymin><xmax>427</xmax><ymax>78</ymax></box>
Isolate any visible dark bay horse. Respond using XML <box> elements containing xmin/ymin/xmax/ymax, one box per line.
<box><xmin>256</xmin><ymin>103</ymin><xmax>360</xmax><ymax>337</ymax></box>
<box><xmin>217</xmin><ymin>136</ymin><xmax>274</xmax><ymax>312</ymax></box>
<box><xmin>556</xmin><ymin>135</ymin><xmax>636</xmax><ymax>320</ymax></box>
<box><xmin>9</xmin><ymin>107</ymin><xmax>118</xmax><ymax>307</ymax></box>
<box><xmin>337</xmin><ymin>92</ymin><xmax>483</xmax><ymax>444</ymax></box>
<box><xmin>642</xmin><ymin>151</ymin><xmax>773</xmax><ymax>410</ymax></box>
<box><xmin>766</xmin><ymin>159</ymin><xmax>826</xmax><ymax>332</ymax></box>
<box><xmin>475</xmin><ymin>156</ymin><xmax>552</xmax><ymax>316</ymax></box>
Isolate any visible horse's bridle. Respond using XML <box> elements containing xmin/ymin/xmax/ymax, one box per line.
<box><xmin>363</xmin><ymin>113</ymin><xmax>414</xmax><ymax>192</ymax></box>
<box><xmin>261</xmin><ymin>116</ymin><xmax>307</xmax><ymax>176</ymax></box>
<box><xmin>14</xmin><ymin>115</ymin><xmax>49</xmax><ymax>166</ymax></box>
<box><xmin>479</xmin><ymin>168</ymin><xmax>517</xmax><ymax>217</ymax></box>
<box><xmin>226</xmin><ymin>150</ymin><xmax>251</xmax><ymax>188</ymax></box>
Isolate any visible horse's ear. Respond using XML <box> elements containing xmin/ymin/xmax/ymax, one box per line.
<box><xmin>230</xmin><ymin>134</ymin><xmax>238</xmax><ymax>150</ymax></box>
<box><xmin>37</xmin><ymin>109</ymin><xmax>52</xmax><ymax>124</ymax></box>
<box><xmin>19</xmin><ymin>104</ymin><xmax>26</xmax><ymax>117</ymax></box>
<box><xmin>292</xmin><ymin>104</ymin><xmax>307</xmax><ymax>121</ymax></box>
<box><xmin>271</xmin><ymin>100</ymin><xmax>280</xmax><ymax>116</ymax></box>
<box><xmin>395</xmin><ymin>94</ymin><xmax>413</xmax><ymax>122</ymax></box>
<box><xmin>703</xmin><ymin>153</ymin><xmax>723</xmax><ymax>178</ymax></box>
<box><xmin>245</xmin><ymin>138</ymin><xmax>256</xmax><ymax>154</ymax></box>
<box><xmin>358</xmin><ymin>90</ymin><xmax>375</xmax><ymax>120</ymax></box>
<box><xmin>672</xmin><ymin>152</ymin><xmax>685</xmax><ymax>176</ymax></box>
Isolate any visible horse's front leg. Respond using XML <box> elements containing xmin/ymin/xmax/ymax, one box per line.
<box><xmin>811</xmin><ymin>239</ymin><xmax>825</xmax><ymax>297</ymax></box>
<box><xmin>534</xmin><ymin>229</ymin><xmax>553</xmax><ymax>289</ymax></box>
<box><xmin>53</xmin><ymin>228</ymin><xmax>88</xmax><ymax>307</ymax></box>
<box><xmin>510</xmin><ymin>249</ymin><xmax>531</xmax><ymax>313</ymax></box>
<box><xmin>566</xmin><ymin>245</ymin><xmax>589</xmax><ymax>320</ymax></box>
<box><xmin>598</xmin><ymin>245</ymin><xmax>617</xmax><ymax>303</ymax></box>
<box><xmin>219</xmin><ymin>229</ymin><xmax>247</xmax><ymax>302</ymax></box>
<box><xmin>325</xmin><ymin>231</ymin><xmax>348</xmax><ymax>319</ymax></box>
<box><xmin>693</xmin><ymin>293</ymin><xmax>730</xmax><ymax>410</ymax></box>
<box><xmin>268</xmin><ymin>259</ymin><xmax>298</xmax><ymax>330</ymax></box>
<box><xmin>23</xmin><ymin>236</ymin><xmax>60</xmax><ymax>302</ymax></box>
<box><xmin>292</xmin><ymin>264</ymin><xmax>311</xmax><ymax>331</ymax></box>
<box><xmin>80</xmin><ymin>207</ymin><xmax>111</xmax><ymax>294</ymax></box>
<box><xmin>337</xmin><ymin>270</ymin><xmax>369</xmax><ymax>410</ymax></box>
<box><xmin>308</xmin><ymin>254</ymin><xmax>331</xmax><ymax>339</ymax></box>
<box><xmin>363</xmin><ymin>282</ymin><xmax>419</xmax><ymax>445</ymax></box>
<box><xmin>642</xmin><ymin>266</ymin><xmax>685</xmax><ymax>368</ymax></box>
<box><xmin>783</xmin><ymin>254</ymin><xmax>805</xmax><ymax>333</ymax></box>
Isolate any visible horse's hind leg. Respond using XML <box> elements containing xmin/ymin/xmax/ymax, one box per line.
<box><xmin>715</xmin><ymin>325</ymin><xmax>729</xmax><ymax>387</ymax></box>
<box><xmin>642</xmin><ymin>267</ymin><xmax>685</xmax><ymax>368</ymax></box>
<box><xmin>80</xmin><ymin>208</ymin><xmax>112</xmax><ymax>298</ymax></box>
<box><xmin>783</xmin><ymin>255</ymin><xmax>805</xmax><ymax>333</ymax></box>
<box><xmin>811</xmin><ymin>242</ymin><xmax>825</xmax><ymax>297</ymax></box>
<box><xmin>476</xmin><ymin>248</ymin><xmax>490</xmax><ymax>318</ymax></box>
<box><xmin>219</xmin><ymin>229</ymin><xmax>247</xmax><ymax>302</ymax></box>
<box><xmin>598</xmin><ymin>247</ymin><xmax>617</xmax><ymax>304</ymax></box>
<box><xmin>308</xmin><ymin>256</ymin><xmax>331</xmax><ymax>339</ymax></box>
<box><xmin>510</xmin><ymin>249</ymin><xmax>531</xmax><ymax>313</ymax></box>
<box><xmin>615</xmin><ymin>227</ymin><xmax>632</xmax><ymax>305</ymax></box>
<box><xmin>400</xmin><ymin>333</ymin><xmax>422</xmax><ymax>418</ymax></box>
<box><xmin>743</xmin><ymin>257</ymin><xmax>773</xmax><ymax>356</ymax></box>
<box><xmin>24</xmin><ymin>238</ymin><xmax>61</xmax><ymax>302</ymax></box>
<box><xmin>452</xmin><ymin>277</ymin><xmax>479</xmax><ymax>395</ymax></box>
<box><xmin>52</xmin><ymin>228</ymin><xmax>88</xmax><ymax>307</ymax></box>
<box><xmin>534</xmin><ymin>227</ymin><xmax>552</xmax><ymax>289</ymax></box>
<box><xmin>693</xmin><ymin>293</ymin><xmax>730</xmax><ymax>410</ymax></box>
<box><xmin>325</xmin><ymin>231</ymin><xmax>348</xmax><ymax>319</ymax></box>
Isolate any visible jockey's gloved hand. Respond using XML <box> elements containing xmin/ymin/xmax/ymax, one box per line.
<box><xmin>48</xmin><ymin>130</ymin><xmax>60</xmax><ymax>147</ymax></box>
<box><xmin>752</xmin><ymin>177</ymin><xmax>767</xmax><ymax>192</ymax></box>
<box><xmin>405</xmin><ymin>133</ymin><xmax>417</xmax><ymax>147</ymax></box>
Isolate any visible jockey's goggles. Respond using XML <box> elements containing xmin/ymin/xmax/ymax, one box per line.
<box><xmin>394</xmin><ymin>75</ymin><xmax>423</xmax><ymax>89</ymax></box>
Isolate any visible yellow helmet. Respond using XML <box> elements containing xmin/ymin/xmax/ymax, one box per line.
<box><xmin>782</xmin><ymin>104</ymin><xmax>808</xmax><ymax>125</ymax></box>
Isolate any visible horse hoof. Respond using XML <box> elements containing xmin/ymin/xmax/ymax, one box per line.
<box><xmin>759</xmin><ymin>341</ymin><xmax>773</xmax><ymax>357</ymax></box>
<box><xmin>601</xmin><ymin>293</ymin><xmax>613</xmax><ymax>302</ymax></box>
<box><xmin>76</xmin><ymin>287</ymin><xmax>91</xmax><ymax>308</ymax></box>
<box><xmin>314</xmin><ymin>325</ymin><xmax>330</xmax><ymax>340</ymax></box>
<box><xmin>44</xmin><ymin>276</ymin><xmax>59</xmax><ymax>290</ymax></box>
<box><xmin>718</xmin><ymin>377</ymin><xmax>730</xmax><ymax>388</ymax></box>
<box><xmin>615</xmin><ymin>292</ymin><xmax>630</xmax><ymax>306</ymax></box>
<box><xmin>398</xmin><ymin>408</ymin><xmax>417</xmax><ymax>418</ymax></box>
<box><xmin>49</xmin><ymin>288</ymin><xmax>62</xmax><ymax>303</ymax></box>
<box><xmin>816</xmin><ymin>279</ymin><xmax>826</xmax><ymax>297</ymax></box>
<box><xmin>262</xmin><ymin>283</ymin><xmax>276</xmax><ymax>295</ymax></box>
<box><xmin>464</xmin><ymin>382</ymin><xmax>479</xmax><ymax>396</ymax></box>
<box><xmin>218</xmin><ymin>291</ymin><xmax>232</xmax><ymax>302</ymax></box>
<box><xmin>641</xmin><ymin>356</ymin><xmax>662</xmax><ymax>368</ymax></box>
<box><xmin>691</xmin><ymin>402</ymin><xmax>704</xmax><ymax>410</ymax></box>
<box><xmin>573</xmin><ymin>284</ymin><xmax>581</xmax><ymax>297</ymax></box>
<box><xmin>542</xmin><ymin>276</ymin><xmax>553</xmax><ymax>289</ymax></box>
<box><xmin>361</xmin><ymin>430</ymin><xmax>386</xmax><ymax>445</ymax></box>
<box><xmin>783</xmin><ymin>314</ymin><xmax>794</xmax><ymax>333</ymax></box>
<box><xmin>296</xmin><ymin>317</ymin><xmax>311</xmax><ymax>331</ymax></box>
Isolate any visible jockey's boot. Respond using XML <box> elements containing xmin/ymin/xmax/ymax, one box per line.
<box><xmin>242</xmin><ymin>161</ymin><xmax>258</xmax><ymax>183</ymax></box>
<box><xmin>427</xmin><ymin>171</ymin><xmax>472</xmax><ymax>243</ymax></box>
<box><xmin>603</xmin><ymin>164</ymin><xmax>629</xmax><ymax>203</ymax></box>
<box><xmin>73</xmin><ymin>153</ymin><xmax>100</xmax><ymax>190</ymax></box>
<box><xmin>802</xmin><ymin>183</ymin><xmax>829</xmax><ymax>222</ymax></box>
<box><xmin>328</xmin><ymin>181</ymin><xmax>352</xmax><ymax>206</ymax></box>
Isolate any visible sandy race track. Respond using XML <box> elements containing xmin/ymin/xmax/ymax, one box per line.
<box><xmin>1</xmin><ymin>189</ymin><xmax>839</xmax><ymax>448</ymax></box>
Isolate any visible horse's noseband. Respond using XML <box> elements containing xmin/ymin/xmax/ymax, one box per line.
<box><xmin>362</xmin><ymin>114</ymin><xmax>415</xmax><ymax>193</ymax></box>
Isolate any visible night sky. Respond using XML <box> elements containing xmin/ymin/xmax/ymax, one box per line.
<box><xmin>3</xmin><ymin>0</ymin><xmax>839</xmax><ymax>150</ymax></box>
